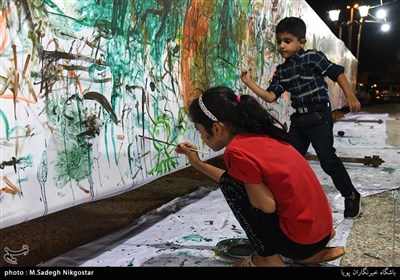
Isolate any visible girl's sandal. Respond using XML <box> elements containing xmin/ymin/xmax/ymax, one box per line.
<box><xmin>233</xmin><ymin>254</ymin><xmax>257</xmax><ymax>267</ymax></box>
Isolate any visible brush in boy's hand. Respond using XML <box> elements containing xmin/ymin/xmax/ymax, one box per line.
<box><xmin>218</xmin><ymin>56</ymin><xmax>257</xmax><ymax>78</ymax></box>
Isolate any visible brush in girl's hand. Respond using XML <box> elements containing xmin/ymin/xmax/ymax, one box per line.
<box><xmin>138</xmin><ymin>135</ymin><xmax>208</xmax><ymax>154</ymax></box>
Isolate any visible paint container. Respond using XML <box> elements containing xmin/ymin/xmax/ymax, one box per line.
<box><xmin>215</xmin><ymin>238</ymin><xmax>255</xmax><ymax>259</ymax></box>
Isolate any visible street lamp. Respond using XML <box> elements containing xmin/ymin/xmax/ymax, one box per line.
<box><xmin>328</xmin><ymin>4</ymin><xmax>390</xmax><ymax>62</ymax></box>
<box><xmin>358</xmin><ymin>5</ymin><xmax>370</xmax><ymax>17</ymax></box>
<box><xmin>356</xmin><ymin>5</ymin><xmax>369</xmax><ymax>62</ymax></box>
<box><xmin>328</xmin><ymin>10</ymin><xmax>343</xmax><ymax>39</ymax></box>
<box><xmin>328</xmin><ymin>4</ymin><xmax>361</xmax><ymax>53</ymax></box>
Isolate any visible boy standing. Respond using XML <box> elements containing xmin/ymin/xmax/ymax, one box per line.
<box><xmin>241</xmin><ymin>17</ymin><xmax>361</xmax><ymax>218</ymax></box>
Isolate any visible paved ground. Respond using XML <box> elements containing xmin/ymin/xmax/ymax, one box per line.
<box><xmin>340</xmin><ymin>103</ymin><xmax>400</xmax><ymax>267</ymax></box>
<box><xmin>341</xmin><ymin>190</ymin><xmax>399</xmax><ymax>266</ymax></box>
<box><xmin>0</xmin><ymin>103</ymin><xmax>398</xmax><ymax>267</ymax></box>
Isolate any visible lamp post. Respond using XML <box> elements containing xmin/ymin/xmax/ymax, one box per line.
<box><xmin>348</xmin><ymin>4</ymin><xmax>356</xmax><ymax>52</ymax></box>
<box><xmin>355</xmin><ymin>5</ymin><xmax>369</xmax><ymax>62</ymax></box>
<box><xmin>328</xmin><ymin>4</ymin><xmax>362</xmax><ymax>57</ymax></box>
<box><xmin>356</xmin><ymin>17</ymin><xmax>364</xmax><ymax>62</ymax></box>
<box><xmin>328</xmin><ymin>9</ymin><xmax>342</xmax><ymax>39</ymax></box>
<box><xmin>328</xmin><ymin>4</ymin><xmax>390</xmax><ymax>62</ymax></box>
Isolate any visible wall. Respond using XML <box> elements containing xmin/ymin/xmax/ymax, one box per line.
<box><xmin>0</xmin><ymin>0</ymin><xmax>356</xmax><ymax>229</ymax></box>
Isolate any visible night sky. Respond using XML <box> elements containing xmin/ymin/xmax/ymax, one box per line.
<box><xmin>305</xmin><ymin>0</ymin><xmax>400</xmax><ymax>75</ymax></box>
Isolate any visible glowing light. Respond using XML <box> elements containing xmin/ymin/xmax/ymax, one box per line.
<box><xmin>376</xmin><ymin>9</ymin><xmax>387</xmax><ymax>19</ymax></box>
<box><xmin>328</xmin><ymin>9</ymin><xmax>341</xmax><ymax>21</ymax></box>
<box><xmin>358</xmin><ymin>5</ymin><xmax>370</xmax><ymax>17</ymax></box>
<box><xmin>381</xmin><ymin>23</ymin><xmax>390</xmax><ymax>32</ymax></box>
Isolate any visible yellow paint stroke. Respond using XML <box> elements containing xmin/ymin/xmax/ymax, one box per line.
<box><xmin>2</xmin><ymin>176</ymin><xmax>21</xmax><ymax>195</ymax></box>
<box><xmin>0</xmin><ymin>50</ymin><xmax>37</xmax><ymax>104</ymax></box>
<box><xmin>0</xmin><ymin>187</ymin><xmax>16</xmax><ymax>194</ymax></box>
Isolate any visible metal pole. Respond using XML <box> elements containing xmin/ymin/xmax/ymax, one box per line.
<box><xmin>348</xmin><ymin>7</ymin><xmax>354</xmax><ymax>51</ymax></box>
<box><xmin>356</xmin><ymin>18</ymin><xmax>364</xmax><ymax>62</ymax></box>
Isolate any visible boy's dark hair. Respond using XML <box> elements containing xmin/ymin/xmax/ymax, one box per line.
<box><xmin>188</xmin><ymin>86</ymin><xmax>289</xmax><ymax>142</ymax></box>
<box><xmin>276</xmin><ymin>17</ymin><xmax>306</xmax><ymax>40</ymax></box>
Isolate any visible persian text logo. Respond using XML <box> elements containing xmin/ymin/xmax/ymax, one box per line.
<box><xmin>3</xmin><ymin>245</ymin><xmax>29</xmax><ymax>265</ymax></box>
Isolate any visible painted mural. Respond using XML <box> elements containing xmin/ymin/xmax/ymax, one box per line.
<box><xmin>0</xmin><ymin>0</ymin><xmax>356</xmax><ymax>229</ymax></box>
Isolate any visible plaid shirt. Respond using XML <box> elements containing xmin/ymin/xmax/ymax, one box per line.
<box><xmin>267</xmin><ymin>48</ymin><xmax>345</xmax><ymax>109</ymax></box>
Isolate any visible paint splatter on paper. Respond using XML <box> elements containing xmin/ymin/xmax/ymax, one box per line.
<box><xmin>0</xmin><ymin>0</ymin><xmax>356</xmax><ymax>228</ymax></box>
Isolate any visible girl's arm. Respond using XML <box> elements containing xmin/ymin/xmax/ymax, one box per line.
<box><xmin>176</xmin><ymin>142</ymin><xmax>276</xmax><ymax>212</ymax></box>
<box><xmin>244</xmin><ymin>183</ymin><xmax>276</xmax><ymax>213</ymax></box>
<box><xmin>175</xmin><ymin>142</ymin><xmax>225</xmax><ymax>182</ymax></box>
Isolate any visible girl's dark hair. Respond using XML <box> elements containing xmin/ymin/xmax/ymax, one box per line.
<box><xmin>276</xmin><ymin>17</ymin><xmax>306</xmax><ymax>40</ymax></box>
<box><xmin>189</xmin><ymin>86</ymin><xmax>289</xmax><ymax>142</ymax></box>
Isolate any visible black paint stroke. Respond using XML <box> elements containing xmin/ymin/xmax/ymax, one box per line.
<box><xmin>83</xmin><ymin>91</ymin><xmax>118</xmax><ymax>124</ymax></box>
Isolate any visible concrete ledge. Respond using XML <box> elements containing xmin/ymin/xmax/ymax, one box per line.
<box><xmin>0</xmin><ymin>157</ymin><xmax>225</xmax><ymax>266</ymax></box>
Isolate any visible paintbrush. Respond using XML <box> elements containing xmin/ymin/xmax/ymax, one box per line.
<box><xmin>217</xmin><ymin>56</ymin><xmax>257</xmax><ymax>78</ymax></box>
<box><xmin>138</xmin><ymin>135</ymin><xmax>208</xmax><ymax>154</ymax></box>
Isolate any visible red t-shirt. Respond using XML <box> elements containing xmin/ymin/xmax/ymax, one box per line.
<box><xmin>224</xmin><ymin>133</ymin><xmax>333</xmax><ymax>245</ymax></box>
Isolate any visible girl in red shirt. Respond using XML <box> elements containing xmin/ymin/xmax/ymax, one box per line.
<box><xmin>176</xmin><ymin>86</ymin><xmax>344</xmax><ymax>267</ymax></box>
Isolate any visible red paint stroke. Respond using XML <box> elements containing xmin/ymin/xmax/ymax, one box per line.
<box><xmin>0</xmin><ymin>94</ymin><xmax>38</xmax><ymax>104</ymax></box>
<box><xmin>181</xmin><ymin>0</ymin><xmax>210</xmax><ymax>109</ymax></box>
<box><xmin>0</xmin><ymin>5</ymin><xmax>15</xmax><ymax>53</ymax></box>
<box><xmin>67</xmin><ymin>70</ymin><xmax>84</xmax><ymax>95</ymax></box>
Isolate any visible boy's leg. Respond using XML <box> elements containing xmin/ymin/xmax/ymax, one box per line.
<box><xmin>307</xmin><ymin>109</ymin><xmax>361</xmax><ymax>218</ymax></box>
<box><xmin>289</xmin><ymin>113</ymin><xmax>311</xmax><ymax>155</ymax></box>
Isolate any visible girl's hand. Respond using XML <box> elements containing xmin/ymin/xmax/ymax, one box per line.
<box><xmin>176</xmin><ymin>142</ymin><xmax>225</xmax><ymax>182</ymax></box>
<box><xmin>175</xmin><ymin>141</ymin><xmax>198</xmax><ymax>154</ymax></box>
<box><xmin>175</xmin><ymin>142</ymin><xmax>202</xmax><ymax>167</ymax></box>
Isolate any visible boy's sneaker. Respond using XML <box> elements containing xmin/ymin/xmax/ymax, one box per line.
<box><xmin>344</xmin><ymin>191</ymin><xmax>362</xmax><ymax>218</ymax></box>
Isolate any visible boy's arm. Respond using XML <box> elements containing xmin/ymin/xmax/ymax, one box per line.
<box><xmin>336</xmin><ymin>73</ymin><xmax>361</xmax><ymax>112</ymax></box>
<box><xmin>241</xmin><ymin>70</ymin><xmax>277</xmax><ymax>103</ymax></box>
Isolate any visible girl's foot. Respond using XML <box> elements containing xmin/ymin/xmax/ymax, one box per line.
<box><xmin>234</xmin><ymin>253</ymin><xmax>285</xmax><ymax>267</ymax></box>
<box><xmin>296</xmin><ymin>246</ymin><xmax>345</xmax><ymax>265</ymax></box>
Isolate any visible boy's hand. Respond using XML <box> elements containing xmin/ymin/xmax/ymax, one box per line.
<box><xmin>346</xmin><ymin>95</ymin><xmax>361</xmax><ymax>112</ymax></box>
<box><xmin>240</xmin><ymin>69</ymin><xmax>253</xmax><ymax>85</ymax></box>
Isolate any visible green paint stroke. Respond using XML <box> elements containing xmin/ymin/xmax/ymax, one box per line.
<box><xmin>182</xmin><ymin>234</ymin><xmax>212</xmax><ymax>242</ymax></box>
<box><xmin>177</xmin><ymin>251</ymin><xmax>191</xmax><ymax>256</ymax></box>
<box><xmin>16</xmin><ymin>155</ymin><xmax>33</xmax><ymax>170</ymax></box>
<box><xmin>44</xmin><ymin>0</ymin><xmax>65</xmax><ymax>15</ymax></box>
<box><xmin>146</xmin><ymin>114</ymin><xmax>179</xmax><ymax>175</ymax></box>
<box><xmin>0</xmin><ymin>109</ymin><xmax>10</xmax><ymax>138</ymax></box>
<box><xmin>132</xmin><ymin>0</ymin><xmax>191</xmax><ymax>63</ymax></box>
<box><xmin>8</xmin><ymin>125</ymin><xmax>26</xmax><ymax>138</ymax></box>
<box><xmin>72</xmin><ymin>1</ymin><xmax>114</xmax><ymax>29</ymax></box>
<box><xmin>51</xmin><ymin>96</ymin><xmax>93</xmax><ymax>189</ymax></box>
<box><xmin>190</xmin><ymin>0</ymin><xmax>249</xmax><ymax>90</ymax></box>
<box><xmin>55</xmin><ymin>140</ymin><xmax>91</xmax><ymax>188</ymax></box>
<box><xmin>17</xmin><ymin>177</ymin><xmax>29</xmax><ymax>183</ymax></box>
<box><xmin>127</xmin><ymin>258</ymin><xmax>134</xmax><ymax>267</ymax></box>
<box><xmin>382</xmin><ymin>167</ymin><xmax>396</xmax><ymax>174</ymax></box>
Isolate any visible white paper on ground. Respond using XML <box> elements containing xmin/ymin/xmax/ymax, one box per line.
<box><xmin>40</xmin><ymin>113</ymin><xmax>399</xmax><ymax>267</ymax></box>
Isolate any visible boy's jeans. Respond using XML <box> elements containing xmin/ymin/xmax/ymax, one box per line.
<box><xmin>289</xmin><ymin>107</ymin><xmax>356</xmax><ymax>197</ymax></box>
